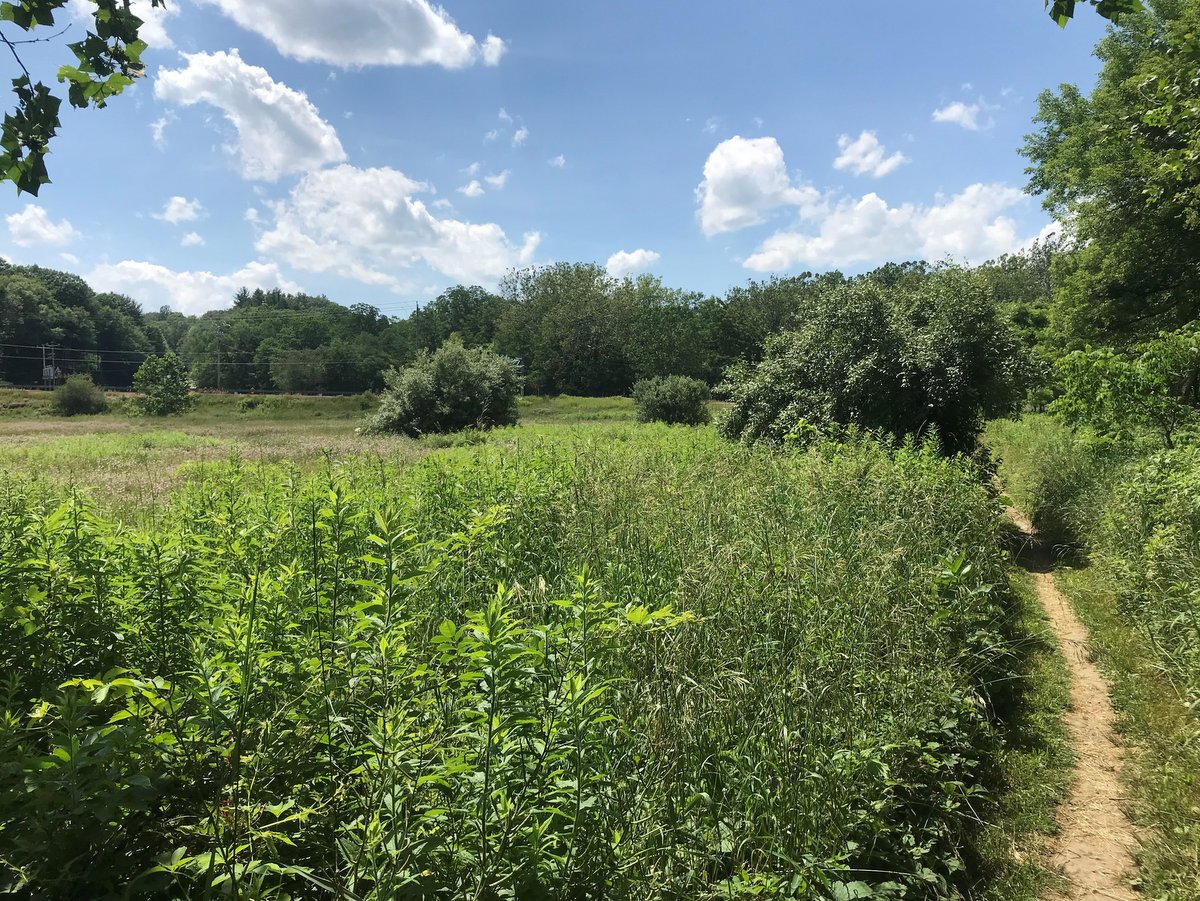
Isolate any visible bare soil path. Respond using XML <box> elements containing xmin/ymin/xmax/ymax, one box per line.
<box><xmin>1006</xmin><ymin>506</ymin><xmax>1140</xmax><ymax>900</ymax></box>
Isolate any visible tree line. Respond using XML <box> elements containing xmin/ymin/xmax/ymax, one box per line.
<box><xmin>0</xmin><ymin>254</ymin><xmax>1059</xmax><ymax>396</ymax></box>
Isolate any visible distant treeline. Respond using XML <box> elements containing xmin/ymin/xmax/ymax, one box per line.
<box><xmin>0</xmin><ymin>253</ymin><xmax>1058</xmax><ymax>395</ymax></box>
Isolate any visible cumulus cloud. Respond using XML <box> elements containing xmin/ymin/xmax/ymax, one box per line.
<box><xmin>6</xmin><ymin>204</ymin><xmax>79</xmax><ymax>247</ymax></box>
<box><xmin>156</xmin><ymin>196</ymin><xmax>204</xmax><ymax>224</ymax></box>
<box><xmin>695</xmin><ymin>136</ymin><xmax>821</xmax><ymax>236</ymax></box>
<box><xmin>196</xmin><ymin>0</ymin><xmax>504</xmax><ymax>68</ymax></box>
<box><xmin>606</xmin><ymin>248</ymin><xmax>661</xmax><ymax>278</ymax></box>
<box><xmin>484</xmin><ymin>170</ymin><xmax>510</xmax><ymax>189</ymax></box>
<box><xmin>932</xmin><ymin>101</ymin><xmax>991</xmax><ymax>131</ymax></box>
<box><xmin>457</xmin><ymin>180</ymin><xmax>485</xmax><ymax>198</ymax></box>
<box><xmin>549</xmin><ymin>154</ymin><xmax>566</xmax><ymax>168</ymax></box>
<box><xmin>742</xmin><ymin>183</ymin><xmax>1029</xmax><ymax>271</ymax></box>
<box><xmin>181</xmin><ymin>232</ymin><xmax>205</xmax><ymax>247</ymax></box>
<box><xmin>512</xmin><ymin>126</ymin><xmax>529</xmax><ymax>147</ymax></box>
<box><xmin>833</xmin><ymin>131</ymin><xmax>907</xmax><ymax>178</ymax></box>
<box><xmin>87</xmin><ymin>260</ymin><xmax>300</xmax><ymax>315</ymax></box>
<box><xmin>255</xmin><ymin>164</ymin><xmax>541</xmax><ymax>287</ymax></box>
<box><xmin>155</xmin><ymin>50</ymin><xmax>346</xmax><ymax>181</ymax></box>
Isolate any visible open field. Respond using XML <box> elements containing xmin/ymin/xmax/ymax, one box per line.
<box><xmin>0</xmin><ymin>393</ymin><xmax>641</xmax><ymax>518</ymax></box>
<box><xmin>0</xmin><ymin>396</ymin><xmax>1070</xmax><ymax>899</ymax></box>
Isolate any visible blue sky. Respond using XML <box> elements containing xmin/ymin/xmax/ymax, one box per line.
<box><xmin>2</xmin><ymin>0</ymin><xmax>1109</xmax><ymax>316</ymax></box>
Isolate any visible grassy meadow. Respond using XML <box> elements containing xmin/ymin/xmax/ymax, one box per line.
<box><xmin>0</xmin><ymin>394</ymin><xmax>1065</xmax><ymax>899</ymax></box>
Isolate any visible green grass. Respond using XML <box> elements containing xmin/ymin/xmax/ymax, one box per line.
<box><xmin>972</xmin><ymin>568</ymin><xmax>1074</xmax><ymax>901</ymax></box>
<box><xmin>0</xmin><ymin>427</ymin><xmax>1036</xmax><ymax>899</ymax></box>
<box><xmin>1057</xmin><ymin>567</ymin><xmax>1200</xmax><ymax>901</ymax></box>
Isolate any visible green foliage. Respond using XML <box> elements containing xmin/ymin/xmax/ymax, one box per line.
<box><xmin>52</xmin><ymin>373</ymin><xmax>106</xmax><ymax>416</ymax></box>
<box><xmin>632</xmin><ymin>375</ymin><xmax>711</xmax><ymax>425</ymax></box>
<box><xmin>718</xmin><ymin>267</ymin><xmax>1028</xmax><ymax>453</ymax></box>
<box><xmin>366</xmin><ymin>338</ymin><xmax>520</xmax><ymax>436</ymax></box>
<box><xmin>0</xmin><ymin>263</ymin><xmax>152</xmax><ymax>386</ymax></box>
<box><xmin>132</xmin><ymin>352</ymin><xmax>192</xmax><ymax>416</ymax></box>
<box><xmin>1051</xmin><ymin>324</ymin><xmax>1200</xmax><ymax>448</ymax></box>
<box><xmin>0</xmin><ymin>431</ymin><xmax>1027</xmax><ymax>898</ymax></box>
<box><xmin>1023</xmin><ymin>0</ymin><xmax>1200</xmax><ymax>341</ymax></box>
<box><xmin>1045</xmin><ymin>0</ymin><xmax>1143</xmax><ymax>26</ymax></box>
<box><xmin>987</xmin><ymin>415</ymin><xmax>1200</xmax><ymax>900</ymax></box>
<box><xmin>987</xmin><ymin>414</ymin><xmax>1200</xmax><ymax>699</ymax></box>
<box><xmin>1</xmin><ymin>0</ymin><xmax>163</xmax><ymax>195</ymax></box>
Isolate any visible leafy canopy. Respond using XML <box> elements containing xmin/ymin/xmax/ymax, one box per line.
<box><xmin>1052</xmin><ymin>324</ymin><xmax>1200</xmax><ymax>448</ymax></box>
<box><xmin>1022</xmin><ymin>0</ymin><xmax>1200</xmax><ymax>341</ymax></box>
<box><xmin>1</xmin><ymin>0</ymin><xmax>162</xmax><ymax>195</ymax></box>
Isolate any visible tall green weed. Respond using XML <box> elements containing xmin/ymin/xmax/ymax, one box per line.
<box><xmin>1</xmin><ymin>432</ymin><xmax>1021</xmax><ymax>899</ymax></box>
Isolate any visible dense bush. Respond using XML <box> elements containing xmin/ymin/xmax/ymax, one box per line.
<box><xmin>718</xmin><ymin>267</ymin><xmax>1028</xmax><ymax>452</ymax></box>
<box><xmin>0</xmin><ymin>432</ymin><xmax>1022</xmax><ymax>899</ymax></box>
<box><xmin>132</xmin><ymin>353</ymin><xmax>193</xmax><ymax>416</ymax></box>
<box><xmin>1052</xmin><ymin>323</ymin><xmax>1200</xmax><ymax>449</ymax></box>
<box><xmin>365</xmin><ymin>338</ymin><xmax>520</xmax><ymax>436</ymax></box>
<box><xmin>52</xmin><ymin>374</ymin><xmax>108</xmax><ymax>416</ymax></box>
<box><xmin>632</xmin><ymin>375</ymin><xmax>710</xmax><ymax>424</ymax></box>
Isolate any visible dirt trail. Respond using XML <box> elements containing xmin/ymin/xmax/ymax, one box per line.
<box><xmin>1005</xmin><ymin>506</ymin><xmax>1140</xmax><ymax>901</ymax></box>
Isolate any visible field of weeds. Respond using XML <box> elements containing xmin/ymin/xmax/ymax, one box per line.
<box><xmin>0</xmin><ymin>423</ymin><xmax>1033</xmax><ymax>899</ymax></box>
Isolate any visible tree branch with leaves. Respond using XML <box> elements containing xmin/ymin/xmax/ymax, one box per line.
<box><xmin>1</xmin><ymin>0</ymin><xmax>160</xmax><ymax>195</ymax></box>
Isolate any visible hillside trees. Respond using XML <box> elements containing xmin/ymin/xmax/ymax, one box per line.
<box><xmin>1022</xmin><ymin>0</ymin><xmax>1200</xmax><ymax>342</ymax></box>
<box><xmin>0</xmin><ymin>262</ymin><xmax>153</xmax><ymax>386</ymax></box>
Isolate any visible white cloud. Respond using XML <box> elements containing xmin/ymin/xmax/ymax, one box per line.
<box><xmin>155</xmin><ymin>196</ymin><xmax>204</xmax><ymax>224</ymax></box>
<box><xmin>462</xmin><ymin>161</ymin><xmax>481</xmax><ymax>176</ymax></box>
<box><xmin>695</xmin><ymin>135</ymin><xmax>821</xmax><ymax>236</ymax></box>
<box><xmin>6</xmin><ymin>204</ymin><xmax>79</xmax><ymax>247</ymax></box>
<box><xmin>932</xmin><ymin>101</ymin><xmax>991</xmax><ymax>131</ymax></box>
<box><xmin>181</xmin><ymin>232</ymin><xmax>205</xmax><ymax>247</ymax></box>
<box><xmin>244</xmin><ymin>207</ymin><xmax>260</xmax><ymax>224</ymax></box>
<box><xmin>87</xmin><ymin>260</ymin><xmax>300</xmax><ymax>315</ymax></box>
<box><xmin>498</xmin><ymin>107</ymin><xmax>513</xmax><ymax>123</ymax></box>
<box><xmin>833</xmin><ymin>131</ymin><xmax>907</xmax><ymax>178</ymax></box>
<box><xmin>255</xmin><ymin>163</ymin><xmax>541</xmax><ymax>287</ymax></box>
<box><xmin>196</xmin><ymin>0</ymin><xmax>504</xmax><ymax>68</ymax></box>
<box><xmin>549</xmin><ymin>154</ymin><xmax>566</xmax><ymax>168</ymax></box>
<box><xmin>703</xmin><ymin>116</ymin><xmax>720</xmax><ymax>134</ymax></box>
<box><xmin>484</xmin><ymin>170</ymin><xmax>510</xmax><ymax>189</ymax></box>
<box><xmin>484</xmin><ymin>129</ymin><xmax>500</xmax><ymax>143</ymax></box>
<box><xmin>149</xmin><ymin>110</ymin><xmax>176</xmax><ymax>147</ymax></box>
<box><xmin>512</xmin><ymin>126</ymin><xmax>529</xmax><ymax>147</ymax></box>
<box><xmin>606</xmin><ymin>248</ymin><xmax>661</xmax><ymax>278</ymax></box>
<box><xmin>743</xmin><ymin>183</ymin><xmax>1029</xmax><ymax>271</ymax></box>
<box><xmin>457</xmin><ymin>179</ymin><xmax>485</xmax><ymax>198</ymax></box>
<box><xmin>59</xmin><ymin>252</ymin><xmax>80</xmax><ymax>266</ymax></box>
<box><xmin>155</xmin><ymin>50</ymin><xmax>346</xmax><ymax>181</ymax></box>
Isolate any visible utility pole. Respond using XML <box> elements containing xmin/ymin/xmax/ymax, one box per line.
<box><xmin>40</xmin><ymin>343</ymin><xmax>61</xmax><ymax>387</ymax></box>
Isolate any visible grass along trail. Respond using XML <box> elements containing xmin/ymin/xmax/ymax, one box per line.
<box><xmin>1005</xmin><ymin>505</ymin><xmax>1139</xmax><ymax>901</ymax></box>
